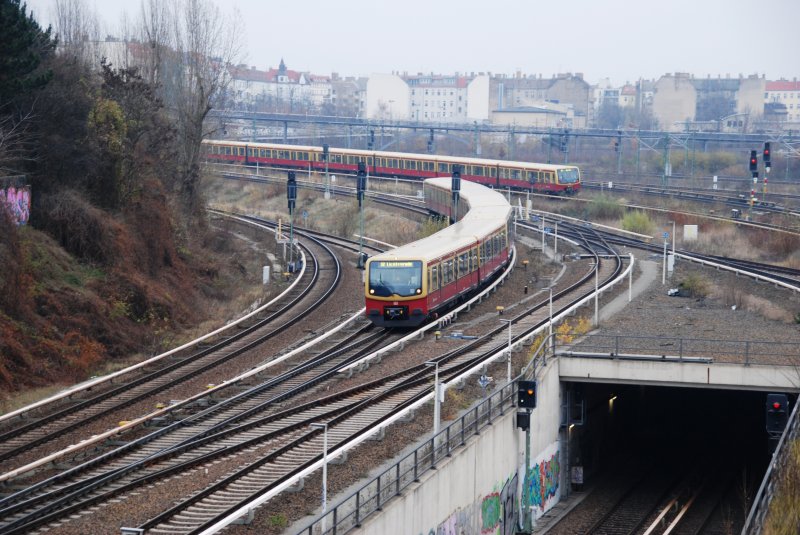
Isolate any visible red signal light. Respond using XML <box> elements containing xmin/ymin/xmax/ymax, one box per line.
<box><xmin>773</xmin><ymin>401</ymin><xmax>782</xmax><ymax>410</ymax></box>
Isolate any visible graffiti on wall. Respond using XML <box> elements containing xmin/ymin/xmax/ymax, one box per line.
<box><xmin>1</xmin><ymin>185</ymin><xmax>31</xmax><ymax>225</ymax></box>
<box><xmin>523</xmin><ymin>442</ymin><xmax>561</xmax><ymax>517</ymax></box>
<box><xmin>478</xmin><ymin>473</ymin><xmax>518</xmax><ymax>535</ymax></box>
<box><xmin>422</xmin><ymin>473</ymin><xmax>518</xmax><ymax>535</ymax></box>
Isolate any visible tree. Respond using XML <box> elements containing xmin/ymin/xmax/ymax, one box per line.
<box><xmin>138</xmin><ymin>0</ymin><xmax>242</xmax><ymax>216</ymax></box>
<box><xmin>0</xmin><ymin>0</ymin><xmax>56</xmax><ymax>170</ymax></box>
<box><xmin>0</xmin><ymin>0</ymin><xmax>56</xmax><ymax>106</ymax></box>
<box><xmin>52</xmin><ymin>0</ymin><xmax>100</xmax><ymax>66</ymax></box>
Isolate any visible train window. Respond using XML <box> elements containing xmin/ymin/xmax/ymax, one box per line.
<box><xmin>558</xmin><ymin>168</ymin><xmax>580</xmax><ymax>184</ymax></box>
<box><xmin>490</xmin><ymin>167</ymin><xmax>497</xmax><ymax>177</ymax></box>
<box><xmin>236</xmin><ymin>147</ymin><xmax>243</xmax><ymax>156</ymax></box>
<box><xmin>438</xmin><ymin>163</ymin><xmax>448</xmax><ymax>173</ymax></box>
<box><xmin>471</xmin><ymin>248</ymin><xmax>478</xmax><ymax>270</ymax></box>
<box><xmin>458</xmin><ymin>253</ymin><xmax>468</xmax><ymax>278</ymax></box>
<box><xmin>259</xmin><ymin>149</ymin><xmax>265</xmax><ymax>157</ymax></box>
<box><xmin>408</xmin><ymin>160</ymin><xmax>417</xmax><ymax>171</ymax></box>
<box><xmin>430</xmin><ymin>265</ymin><xmax>439</xmax><ymax>291</ymax></box>
<box><xmin>511</xmin><ymin>169</ymin><xmax>520</xmax><ymax>180</ymax></box>
<box><xmin>224</xmin><ymin>146</ymin><xmax>231</xmax><ymax>155</ymax></box>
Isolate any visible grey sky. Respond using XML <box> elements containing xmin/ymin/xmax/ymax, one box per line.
<box><xmin>25</xmin><ymin>0</ymin><xmax>800</xmax><ymax>85</ymax></box>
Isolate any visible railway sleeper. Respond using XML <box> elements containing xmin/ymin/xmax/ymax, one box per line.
<box><xmin>144</xmin><ymin>417</ymin><xmax>172</xmax><ymax>428</ymax></box>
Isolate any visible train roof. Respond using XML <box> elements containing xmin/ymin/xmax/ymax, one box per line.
<box><xmin>202</xmin><ymin>139</ymin><xmax>578</xmax><ymax>171</ymax></box>
<box><xmin>368</xmin><ymin>177</ymin><xmax>512</xmax><ymax>264</ymax></box>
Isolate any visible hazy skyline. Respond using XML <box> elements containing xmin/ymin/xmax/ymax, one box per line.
<box><xmin>25</xmin><ymin>0</ymin><xmax>800</xmax><ymax>86</ymax></box>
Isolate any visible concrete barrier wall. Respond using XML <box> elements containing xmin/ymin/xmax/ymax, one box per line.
<box><xmin>351</xmin><ymin>358</ymin><xmax>563</xmax><ymax>534</ymax></box>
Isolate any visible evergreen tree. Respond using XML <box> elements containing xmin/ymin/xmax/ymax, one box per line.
<box><xmin>0</xmin><ymin>0</ymin><xmax>56</xmax><ymax>107</ymax></box>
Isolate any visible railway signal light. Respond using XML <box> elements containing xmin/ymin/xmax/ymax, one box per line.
<box><xmin>368</xmin><ymin>130</ymin><xmax>375</xmax><ymax>150</ymax></box>
<box><xmin>287</xmin><ymin>171</ymin><xmax>297</xmax><ymax>212</ymax></box>
<box><xmin>322</xmin><ymin>143</ymin><xmax>329</xmax><ymax>161</ymax></box>
<box><xmin>763</xmin><ymin>142</ymin><xmax>771</xmax><ymax>167</ymax></box>
<box><xmin>749</xmin><ymin>150</ymin><xmax>758</xmax><ymax>172</ymax></box>
<box><xmin>451</xmin><ymin>164</ymin><xmax>461</xmax><ymax>198</ymax></box>
<box><xmin>766</xmin><ymin>393</ymin><xmax>789</xmax><ymax>435</ymax></box>
<box><xmin>518</xmin><ymin>380</ymin><xmax>537</xmax><ymax>409</ymax></box>
<box><xmin>356</xmin><ymin>161</ymin><xmax>367</xmax><ymax>207</ymax></box>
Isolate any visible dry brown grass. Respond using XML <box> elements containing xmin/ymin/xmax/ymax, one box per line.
<box><xmin>763</xmin><ymin>438</ymin><xmax>800</xmax><ymax>535</ymax></box>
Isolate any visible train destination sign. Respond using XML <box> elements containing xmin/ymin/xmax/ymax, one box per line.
<box><xmin>379</xmin><ymin>261</ymin><xmax>415</xmax><ymax>268</ymax></box>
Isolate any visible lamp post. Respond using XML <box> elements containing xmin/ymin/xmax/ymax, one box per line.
<box><xmin>662</xmin><ymin>232</ymin><xmax>668</xmax><ymax>285</ymax></box>
<box><xmin>356</xmin><ymin>161</ymin><xmax>367</xmax><ymax>268</ymax></box>
<box><xmin>425</xmin><ymin>361</ymin><xmax>441</xmax><ymax>435</ymax></box>
<box><xmin>593</xmin><ymin>262</ymin><xmax>599</xmax><ymax>327</ymax></box>
<box><xmin>549</xmin><ymin>286</ymin><xmax>554</xmax><ymax>352</ymax></box>
<box><xmin>309</xmin><ymin>422</ymin><xmax>328</xmax><ymax>533</ymax></box>
<box><xmin>499</xmin><ymin>319</ymin><xmax>513</xmax><ymax>384</ymax></box>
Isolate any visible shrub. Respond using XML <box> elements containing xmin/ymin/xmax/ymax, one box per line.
<box><xmin>620</xmin><ymin>210</ymin><xmax>653</xmax><ymax>235</ymax></box>
<box><xmin>585</xmin><ymin>194</ymin><xmax>623</xmax><ymax>220</ymax></box>
<box><xmin>420</xmin><ymin>216</ymin><xmax>448</xmax><ymax>239</ymax></box>
<box><xmin>267</xmin><ymin>514</ymin><xmax>288</xmax><ymax>528</ymax></box>
<box><xmin>679</xmin><ymin>273</ymin><xmax>710</xmax><ymax>298</ymax></box>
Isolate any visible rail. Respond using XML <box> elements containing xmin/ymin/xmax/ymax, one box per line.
<box><xmin>674</xmin><ymin>251</ymin><xmax>800</xmax><ymax>293</ymax></box>
<box><xmin>287</xmin><ymin>382</ymin><xmax>518</xmax><ymax>535</ymax></box>
<box><xmin>742</xmin><ymin>397</ymin><xmax>800</xmax><ymax>534</ymax></box>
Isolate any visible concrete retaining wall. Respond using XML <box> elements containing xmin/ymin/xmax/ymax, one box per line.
<box><xmin>351</xmin><ymin>357</ymin><xmax>563</xmax><ymax>534</ymax></box>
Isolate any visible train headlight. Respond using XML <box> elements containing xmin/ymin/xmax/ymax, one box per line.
<box><xmin>369</xmin><ymin>289</ymin><xmax>374</xmax><ymax>295</ymax></box>
<box><xmin>416</xmin><ymin>288</ymin><xmax>422</xmax><ymax>294</ymax></box>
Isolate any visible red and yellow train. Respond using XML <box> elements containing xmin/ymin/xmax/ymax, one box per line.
<box><xmin>364</xmin><ymin>177</ymin><xmax>513</xmax><ymax>327</ymax></box>
<box><xmin>202</xmin><ymin>140</ymin><xmax>581</xmax><ymax>194</ymax></box>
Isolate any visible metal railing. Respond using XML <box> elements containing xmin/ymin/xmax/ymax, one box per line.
<box><xmin>742</xmin><ymin>398</ymin><xmax>800</xmax><ymax>534</ymax></box>
<box><xmin>296</xmin><ymin>383</ymin><xmax>517</xmax><ymax>535</ymax></box>
<box><xmin>564</xmin><ymin>334</ymin><xmax>800</xmax><ymax>366</ymax></box>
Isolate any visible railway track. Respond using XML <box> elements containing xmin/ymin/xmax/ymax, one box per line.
<box><xmin>0</xmin><ymin>223</ymin><xmax>624</xmax><ymax>533</ymax></box>
<box><xmin>583</xmin><ymin>181</ymin><xmax>800</xmax><ymax>219</ymax></box>
<box><xmin>0</xmin><ymin>214</ymin><xmax>350</xmax><ymax>490</ymax></box>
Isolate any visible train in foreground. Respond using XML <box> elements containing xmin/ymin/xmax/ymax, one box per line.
<box><xmin>202</xmin><ymin>140</ymin><xmax>581</xmax><ymax>195</ymax></box>
<box><xmin>364</xmin><ymin>177</ymin><xmax>513</xmax><ymax>327</ymax></box>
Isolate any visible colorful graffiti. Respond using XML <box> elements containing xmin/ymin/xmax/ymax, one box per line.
<box><xmin>479</xmin><ymin>492</ymin><xmax>501</xmax><ymax>533</ymax></box>
<box><xmin>423</xmin><ymin>473</ymin><xmax>518</xmax><ymax>535</ymax></box>
<box><xmin>1</xmin><ymin>185</ymin><xmax>31</xmax><ymax>225</ymax></box>
<box><xmin>478</xmin><ymin>474</ymin><xmax>518</xmax><ymax>535</ymax></box>
<box><xmin>437</xmin><ymin>507</ymin><xmax>471</xmax><ymax>535</ymax></box>
<box><xmin>524</xmin><ymin>451</ymin><xmax>560</xmax><ymax>511</ymax></box>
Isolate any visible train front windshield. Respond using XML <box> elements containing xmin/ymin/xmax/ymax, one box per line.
<box><xmin>558</xmin><ymin>168</ymin><xmax>580</xmax><ymax>184</ymax></box>
<box><xmin>368</xmin><ymin>261</ymin><xmax>423</xmax><ymax>298</ymax></box>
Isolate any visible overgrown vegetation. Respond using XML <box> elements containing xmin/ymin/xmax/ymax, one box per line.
<box><xmin>678</xmin><ymin>273</ymin><xmax>711</xmax><ymax>298</ymax></box>
<box><xmin>763</xmin><ymin>438</ymin><xmax>800</xmax><ymax>535</ymax></box>
<box><xmin>620</xmin><ymin>210</ymin><xmax>654</xmax><ymax>235</ymax></box>
<box><xmin>584</xmin><ymin>194</ymin><xmax>624</xmax><ymax>221</ymax></box>
<box><xmin>0</xmin><ymin>0</ymin><xmax>255</xmax><ymax>399</ymax></box>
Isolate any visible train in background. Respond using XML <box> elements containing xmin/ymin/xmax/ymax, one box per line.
<box><xmin>364</xmin><ymin>177</ymin><xmax>513</xmax><ymax>327</ymax></box>
<box><xmin>202</xmin><ymin>140</ymin><xmax>581</xmax><ymax>195</ymax></box>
